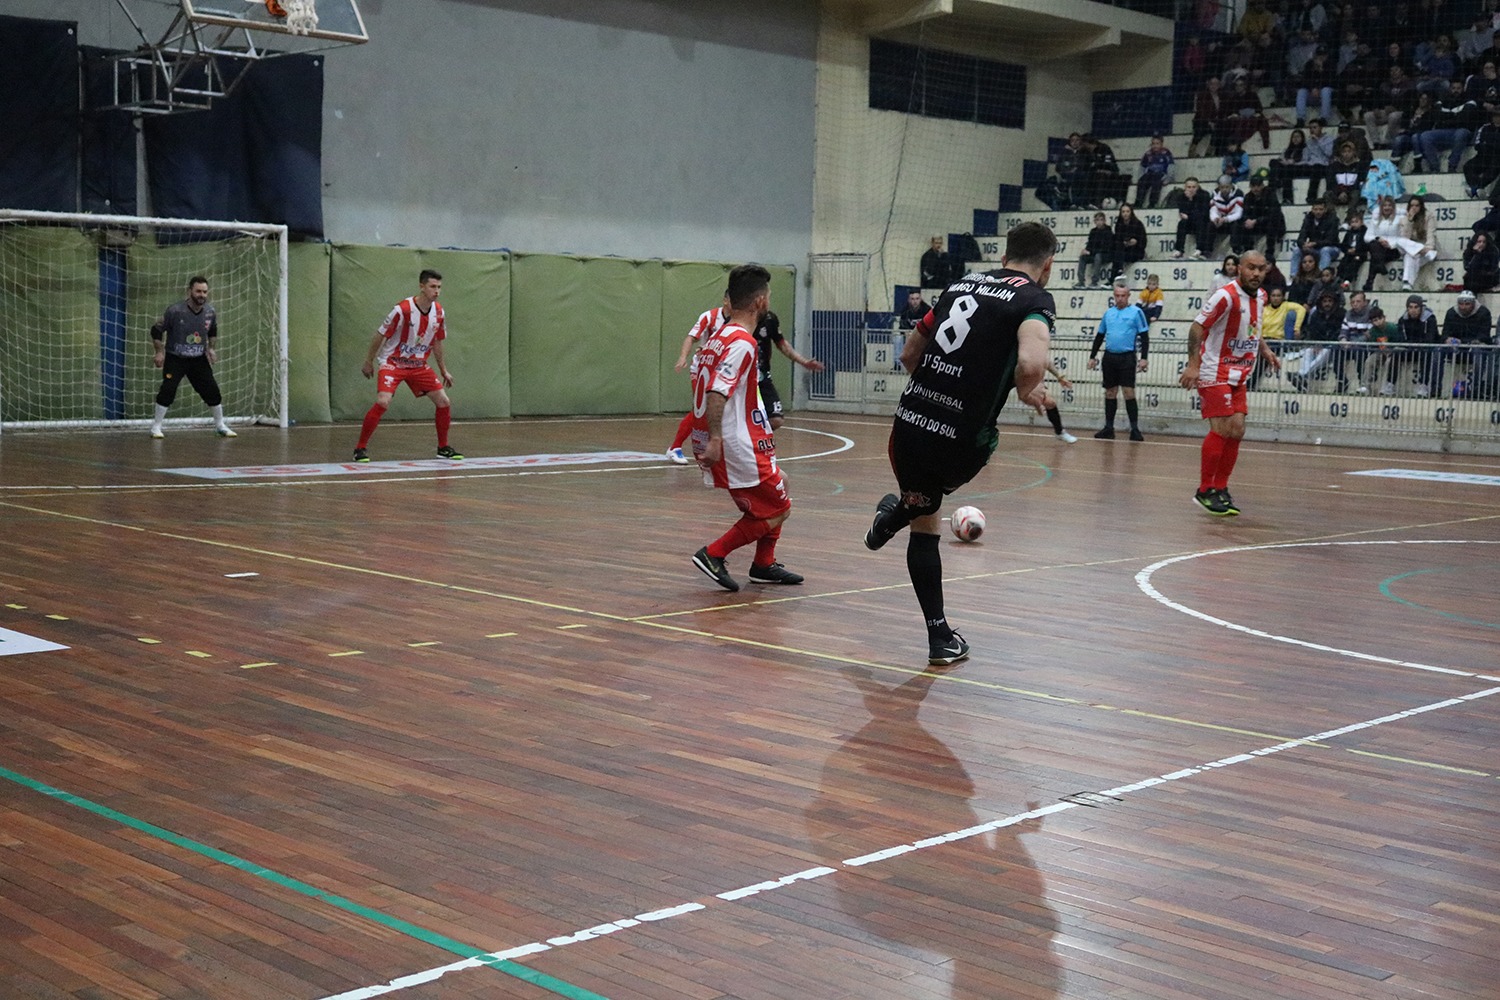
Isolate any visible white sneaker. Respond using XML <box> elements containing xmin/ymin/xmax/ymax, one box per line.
<box><xmin>1057</xmin><ymin>431</ymin><xmax>1078</xmax><ymax>443</ymax></box>
<box><xmin>1190</xmin><ymin>250</ymin><xmax>1205</xmax><ymax>260</ymax></box>
<box><xmin>1415</xmin><ymin>385</ymin><xmax>1430</xmax><ymax>397</ymax></box>
<box><xmin>215</xmin><ymin>426</ymin><xmax>238</xmax><ymax>438</ymax></box>
<box><xmin>1380</xmin><ymin>382</ymin><xmax>1395</xmax><ymax>396</ymax></box>
<box><xmin>1355</xmin><ymin>385</ymin><xmax>1369</xmax><ymax>395</ymax></box>
<box><xmin>149</xmin><ymin>426</ymin><xmax>165</xmax><ymax>439</ymax></box>
<box><xmin>1170</xmin><ymin>250</ymin><xmax>1184</xmax><ymax>260</ymax></box>
<box><xmin>666</xmin><ymin>446</ymin><xmax>688</xmax><ymax>465</ymax></box>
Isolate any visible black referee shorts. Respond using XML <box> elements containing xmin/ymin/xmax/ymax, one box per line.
<box><xmin>888</xmin><ymin>422</ymin><xmax>990</xmax><ymax>517</ymax></box>
<box><xmin>1100</xmin><ymin>350</ymin><xmax>1138</xmax><ymax>390</ymax></box>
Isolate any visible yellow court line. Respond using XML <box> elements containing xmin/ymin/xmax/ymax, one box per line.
<box><xmin>240</xmin><ymin>662</ymin><xmax>276</xmax><ymax>670</ymax></box>
<box><xmin>484</xmin><ymin>632</ymin><xmax>517</xmax><ymax>638</ymax></box>
<box><xmin>45</xmin><ymin>614</ymin><xmax>69</xmax><ymax>621</ymax></box>
<box><xmin>136</xmin><ymin>637</ymin><xmax>162</xmax><ymax>644</ymax></box>
<box><xmin>328</xmin><ymin>650</ymin><xmax>364</xmax><ymax>658</ymax></box>
<box><xmin>5</xmin><ymin>604</ymin><xmax>26</xmax><ymax>609</ymax></box>
<box><xmin>185</xmin><ymin>651</ymin><xmax>212</xmax><ymax>659</ymax></box>
<box><xmin>407</xmin><ymin>641</ymin><xmax>441</xmax><ymax>647</ymax></box>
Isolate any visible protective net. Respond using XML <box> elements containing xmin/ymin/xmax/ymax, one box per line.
<box><xmin>0</xmin><ymin>213</ymin><xmax>286</xmax><ymax>430</ymax></box>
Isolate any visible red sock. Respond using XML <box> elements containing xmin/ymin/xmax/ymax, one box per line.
<box><xmin>706</xmin><ymin>516</ymin><xmax>770</xmax><ymax>559</ymax></box>
<box><xmin>753</xmin><ymin>526</ymin><xmax>782</xmax><ymax>568</ymax></box>
<box><xmin>1215</xmin><ymin>436</ymin><xmax>1241</xmax><ymax>490</ymax></box>
<box><xmin>357</xmin><ymin>403</ymin><xmax>387</xmax><ymax>449</ymax></box>
<box><xmin>435</xmin><ymin>405</ymin><xmax>451</xmax><ymax>448</ymax></box>
<box><xmin>670</xmin><ymin>412</ymin><xmax>694</xmax><ymax>450</ymax></box>
<box><xmin>1199</xmin><ymin>432</ymin><xmax>1225</xmax><ymax>493</ymax></box>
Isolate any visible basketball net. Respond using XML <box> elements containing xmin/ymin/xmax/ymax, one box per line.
<box><xmin>283</xmin><ymin>0</ymin><xmax>319</xmax><ymax>35</ymax></box>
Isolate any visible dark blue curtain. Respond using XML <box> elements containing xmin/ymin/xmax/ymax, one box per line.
<box><xmin>0</xmin><ymin>16</ymin><xmax>79</xmax><ymax>211</ymax></box>
<box><xmin>80</xmin><ymin>46</ymin><xmax>138</xmax><ymax>216</ymax></box>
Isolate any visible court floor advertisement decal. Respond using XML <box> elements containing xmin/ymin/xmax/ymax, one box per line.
<box><xmin>1347</xmin><ymin>469</ymin><xmax>1500</xmax><ymax>487</ymax></box>
<box><xmin>0</xmin><ymin>626</ymin><xmax>68</xmax><ymax>656</ymax></box>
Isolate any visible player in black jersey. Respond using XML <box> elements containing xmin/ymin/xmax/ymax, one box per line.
<box><xmin>750</xmin><ymin>311</ymin><xmax>825</xmax><ymax>430</ymax></box>
<box><xmin>863</xmin><ymin>223</ymin><xmax>1056</xmax><ymax>666</ymax></box>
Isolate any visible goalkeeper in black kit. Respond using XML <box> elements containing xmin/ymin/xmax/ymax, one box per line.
<box><xmin>863</xmin><ymin>223</ymin><xmax>1056</xmax><ymax>667</ymax></box>
<box><xmin>149</xmin><ymin>275</ymin><xmax>236</xmax><ymax>439</ymax></box>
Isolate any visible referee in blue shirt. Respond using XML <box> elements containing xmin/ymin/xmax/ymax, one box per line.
<box><xmin>1087</xmin><ymin>282</ymin><xmax>1150</xmax><ymax>440</ymax></box>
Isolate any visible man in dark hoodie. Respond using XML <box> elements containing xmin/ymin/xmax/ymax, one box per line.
<box><xmin>1443</xmin><ymin>290</ymin><xmax>1495</xmax><ymax>399</ymax></box>
<box><xmin>1290</xmin><ymin>199</ymin><xmax>1341</xmax><ymax>276</ymax></box>
<box><xmin>1171</xmin><ymin>177</ymin><xmax>1213</xmax><ymax>259</ymax></box>
<box><xmin>1398</xmin><ymin>294</ymin><xmax>1443</xmax><ymax>397</ymax></box>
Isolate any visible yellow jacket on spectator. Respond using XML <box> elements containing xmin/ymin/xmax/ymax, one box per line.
<box><xmin>1262</xmin><ymin>299</ymin><xmax>1306</xmax><ymax>340</ymax></box>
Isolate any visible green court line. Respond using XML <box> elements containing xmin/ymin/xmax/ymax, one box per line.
<box><xmin>0</xmin><ymin>763</ymin><xmax>610</xmax><ymax>1000</ymax></box>
<box><xmin>1379</xmin><ymin>569</ymin><xmax>1500</xmax><ymax>631</ymax></box>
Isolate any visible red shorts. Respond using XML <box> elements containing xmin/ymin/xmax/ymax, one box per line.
<box><xmin>1198</xmin><ymin>382</ymin><xmax>1247</xmax><ymax>419</ymax></box>
<box><xmin>728</xmin><ymin>471</ymin><xmax>791</xmax><ymax>520</ymax></box>
<box><xmin>378</xmin><ymin>365</ymin><xmax>443</xmax><ymax>396</ymax></box>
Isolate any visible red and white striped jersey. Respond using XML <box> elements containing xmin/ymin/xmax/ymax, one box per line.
<box><xmin>690</xmin><ymin>322</ymin><xmax>777</xmax><ymax>490</ymax></box>
<box><xmin>1192</xmin><ymin>280</ymin><xmax>1264</xmax><ymax>387</ymax></box>
<box><xmin>375</xmin><ymin>297</ymin><xmax>445</xmax><ymax>369</ymax></box>
<box><xmin>687</xmin><ymin>307</ymin><xmax>728</xmax><ymax>342</ymax></box>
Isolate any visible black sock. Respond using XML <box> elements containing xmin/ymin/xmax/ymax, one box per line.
<box><xmin>1103</xmin><ymin>397</ymin><xmax>1118</xmax><ymax>428</ymax></box>
<box><xmin>907</xmin><ymin>532</ymin><xmax>949</xmax><ymax>642</ymax></box>
<box><xmin>1125</xmin><ymin>398</ymin><xmax>1140</xmax><ymax>429</ymax></box>
<box><xmin>1046</xmin><ymin>406</ymin><xmax>1064</xmax><ymax>433</ymax></box>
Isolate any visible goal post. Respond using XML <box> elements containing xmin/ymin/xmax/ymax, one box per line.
<box><xmin>0</xmin><ymin>209</ymin><xmax>289</xmax><ymax>433</ymax></box>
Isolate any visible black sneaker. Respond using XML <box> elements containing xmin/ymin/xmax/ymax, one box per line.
<box><xmin>352</xmin><ymin>447</ymin><xmax>370</xmax><ymax>462</ymax></box>
<box><xmin>692</xmin><ymin>546</ymin><xmax>740</xmax><ymax>592</ymax></box>
<box><xmin>1129</xmin><ymin>428</ymin><xmax>1145</xmax><ymax>441</ymax></box>
<box><xmin>864</xmin><ymin>493</ymin><xmax>900</xmax><ymax>551</ymax></box>
<box><xmin>1093</xmin><ymin>427</ymin><xmax>1115</xmax><ymax>439</ymax></box>
<box><xmin>748</xmin><ymin>562</ymin><xmax>804</xmax><ymax>585</ymax></box>
<box><xmin>436</xmin><ymin>445</ymin><xmax>464</xmax><ymax>460</ymax></box>
<box><xmin>928</xmin><ymin>632</ymin><xmax>971</xmax><ymax>666</ymax></box>
<box><xmin>1217</xmin><ymin>490</ymin><xmax>1241</xmax><ymax>515</ymax></box>
<box><xmin>1193</xmin><ymin>489</ymin><xmax>1232</xmax><ymax>516</ymax></box>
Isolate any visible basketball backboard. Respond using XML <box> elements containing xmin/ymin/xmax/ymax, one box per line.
<box><xmin>181</xmin><ymin>0</ymin><xmax>368</xmax><ymax>46</ymax></box>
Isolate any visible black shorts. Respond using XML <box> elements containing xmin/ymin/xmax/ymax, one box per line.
<box><xmin>1100</xmin><ymin>350</ymin><xmax>1138</xmax><ymax>390</ymax></box>
<box><xmin>888</xmin><ymin>423</ymin><xmax>990</xmax><ymax>516</ymax></box>
<box><xmin>758</xmin><ymin>377</ymin><xmax>783</xmax><ymax>418</ymax></box>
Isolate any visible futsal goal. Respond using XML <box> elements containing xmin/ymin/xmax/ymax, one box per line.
<box><xmin>0</xmin><ymin>209</ymin><xmax>288</xmax><ymax>433</ymax></box>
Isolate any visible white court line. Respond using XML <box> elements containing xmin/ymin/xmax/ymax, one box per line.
<box><xmin>1136</xmin><ymin>540</ymin><xmax>1500</xmax><ymax>682</ymax></box>
<box><xmin>315</xmin><ymin>684</ymin><xmax>1500</xmax><ymax>1000</ymax></box>
<box><xmin>0</xmin><ymin>428</ymin><xmax>855</xmax><ymax>492</ymax></box>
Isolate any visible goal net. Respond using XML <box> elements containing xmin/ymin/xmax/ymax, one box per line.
<box><xmin>0</xmin><ymin>210</ymin><xmax>288</xmax><ymax>432</ymax></box>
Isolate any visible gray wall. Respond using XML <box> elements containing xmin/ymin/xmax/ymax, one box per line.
<box><xmin>10</xmin><ymin>0</ymin><xmax>818</xmax><ymax>270</ymax></box>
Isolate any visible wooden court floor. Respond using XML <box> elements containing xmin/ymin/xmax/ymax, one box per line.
<box><xmin>0</xmin><ymin>414</ymin><xmax>1496</xmax><ymax>1000</ymax></box>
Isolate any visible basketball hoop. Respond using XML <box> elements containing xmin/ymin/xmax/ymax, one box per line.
<box><xmin>264</xmin><ymin>0</ymin><xmax>319</xmax><ymax>35</ymax></box>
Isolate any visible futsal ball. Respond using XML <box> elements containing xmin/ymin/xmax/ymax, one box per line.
<box><xmin>951</xmin><ymin>506</ymin><xmax>985</xmax><ymax>542</ymax></box>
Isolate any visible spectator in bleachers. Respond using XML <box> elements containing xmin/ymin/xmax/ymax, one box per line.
<box><xmin>1396</xmin><ymin>195</ymin><xmax>1440</xmax><ymax>290</ymax></box>
<box><xmin>1112</xmin><ymin>203</ymin><xmax>1149</xmax><ymax>280</ymax></box>
<box><xmin>1463</xmin><ymin>59</ymin><xmax>1500</xmax><ymax>113</ymax></box>
<box><xmin>1364</xmin><ymin>64</ymin><xmax>1418</xmax><ymax>148</ymax></box>
<box><xmin>1471</xmin><ymin>188</ymin><xmax>1500</xmax><ymax>235</ymax></box>
<box><xmin>1336</xmin><ymin>207</ymin><xmax>1373</xmax><ymax>288</ymax></box>
<box><xmin>1210</xmin><ymin>253</ymin><xmax>1240</xmax><ymax>295</ymax></box>
<box><xmin>1285</xmin><ymin>0</ymin><xmax>1329</xmax><ymax>40</ymax></box>
<box><xmin>1238</xmin><ymin>0</ymin><xmax>1276</xmax><ymax>42</ymax></box>
<box><xmin>1249</xmin><ymin>284</ymin><xmax>1306</xmax><ymax>389</ymax></box>
<box><xmin>1336</xmin><ymin>39</ymin><xmax>1380</xmax><ymax>123</ymax></box>
<box><xmin>1208</xmin><ymin>175</ymin><xmax>1245</xmax><ymax>256</ymax></box>
<box><xmin>1170</xmin><ymin>177</ymin><xmax>1213</xmax><ymax>259</ymax></box>
<box><xmin>1056</xmin><ymin>132</ymin><xmax>1088</xmax><ymax>209</ymax></box>
<box><xmin>1290</xmin><ymin>198</ymin><xmax>1341</xmax><ymax>274</ymax></box>
<box><xmin>1423</xmin><ymin>79</ymin><xmax>1480</xmax><ymax>174</ymax></box>
<box><xmin>1139</xmin><ymin>274</ymin><xmax>1165</xmax><ymax>324</ymax></box>
<box><xmin>1221</xmin><ymin>139</ymin><xmax>1251</xmax><ymax>182</ymax></box>
<box><xmin>1390</xmin><ymin>92</ymin><xmax>1438</xmax><ymax>171</ymax></box>
<box><xmin>1414</xmin><ymin>35</ymin><xmax>1459</xmax><ymax>97</ymax></box>
<box><xmin>1223</xmin><ymin>78</ymin><xmax>1273</xmax><ymax>150</ymax></box>
<box><xmin>1337</xmin><ymin>30</ymin><xmax>1361</xmax><ymax>74</ymax></box>
<box><xmin>1363</xmin><ymin>305</ymin><xmax>1404</xmax><ymax>394</ymax></box>
<box><xmin>1365</xmin><ymin>194</ymin><xmax>1404</xmax><ymax>290</ymax></box>
<box><xmin>1303</xmin><ymin>119</ymin><xmax>1335</xmax><ymax>198</ymax></box>
<box><xmin>894</xmin><ymin>290</ymin><xmax>928</xmax><ymax>373</ymax></box>
<box><xmin>1237</xmin><ymin>174</ymin><xmax>1286</xmax><ymax>253</ymax></box>
<box><xmin>1082</xmin><ymin>134</ymin><xmax>1128</xmax><ymax>209</ymax></box>
<box><xmin>1295</xmin><ymin>48</ymin><xmax>1337</xmax><ymax>125</ymax></box>
<box><xmin>1336</xmin><ymin>288</ymin><xmax>1377</xmax><ymax>392</ymax></box>
<box><xmin>1342</xmin><ymin>121</ymin><xmax>1374</xmax><ymax>161</ymax></box>
<box><xmin>1466</xmin><ymin>31</ymin><xmax>1500</xmax><ymax>79</ymax></box>
<box><xmin>1456</xmin><ymin>17</ymin><xmax>1493</xmax><ymax>69</ymax></box>
<box><xmin>1362</xmin><ymin>6</ymin><xmax>1394</xmax><ymax>56</ymax></box>
<box><xmin>1327</xmin><ymin>139</ymin><xmax>1370</xmax><ymax>206</ymax></box>
<box><xmin>1135</xmin><ymin>135</ymin><xmax>1176</xmax><ymax>209</ymax></box>
<box><xmin>919</xmin><ymin>236</ymin><xmax>948</xmax><ymax>289</ymax></box>
<box><xmin>1463</xmin><ymin>107</ymin><xmax>1500</xmax><ymax>197</ymax></box>
<box><xmin>1360</xmin><ymin>156</ymin><xmax>1407</xmax><ymax>206</ymax></box>
<box><xmin>1399</xmin><ymin>294</ymin><xmax>1443</xmax><ymax>396</ymax></box>
<box><xmin>1309</xmin><ymin>264</ymin><xmax>1345</xmax><ymax>309</ymax></box>
<box><xmin>1190</xmin><ymin>77</ymin><xmax>1225</xmax><ymax>157</ymax></box>
<box><xmin>1288</xmin><ymin>28</ymin><xmax>1321</xmax><ymax>89</ymax></box>
<box><xmin>1288</xmin><ymin>250</ymin><xmax>1323</xmax><ymax>303</ymax></box>
<box><xmin>1289</xmin><ymin>289</ymin><xmax>1345</xmax><ymax>390</ymax></box>
<box><xmin>1462</xmin><ymin>231</ymin><xmax>1500</xmax><ymax>291</ymax></box>
<box><xmin>1443</xmin><ymin>290</ymin><xmax>1495</xmax><ymax>399</ymax></box>
<box><xmin>1076</xmin><ymin>212</ymin><xmax>1114</xmax><ymax>288</ymax></box>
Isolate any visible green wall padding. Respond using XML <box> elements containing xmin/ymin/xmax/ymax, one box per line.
<box><xmin>329</xmin><ymin>245</ymin><xmax>510</xmax><ymax>422</ymax></box>
<box><xmin>0</xmin><ymin>227</ymin><xmax>98</xmax><ymax>422</ymax></box>
<box><xmin>510</xmin><ymin>254</ymin><xmax>663</xmax><ymax>415</ymax></box>
<box><xmin>288</xmin><ymin>241</ymin><xmax>331</xmax><ymax>424</ymax></box>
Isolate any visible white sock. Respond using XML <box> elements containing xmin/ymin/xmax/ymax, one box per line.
<box><xmin>152</xmin><ymin>403</ymin><xmax>168</xmax><ymax>428</ymax></box>
<box><xmin>211</xmin><ymin>404</ymin><xmax>227</xmax><ymax>428</ymax></box>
